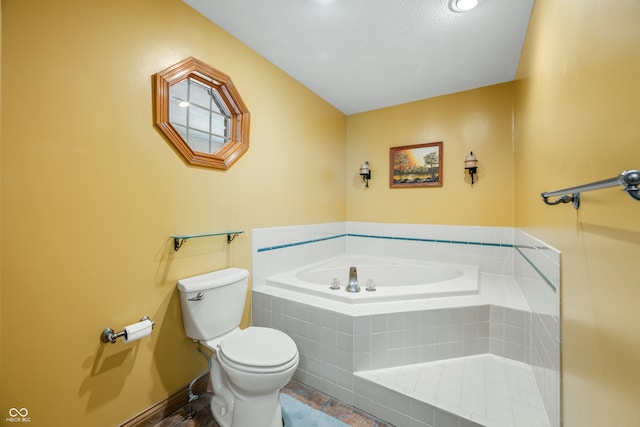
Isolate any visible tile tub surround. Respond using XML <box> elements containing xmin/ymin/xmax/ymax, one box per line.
<box><xmin>514</xmin><ymin>231</ymin><xmax>561</xmax><ymax>427</ymax></box>
<box><xmin>355</xmin><ymin>355</ymin><xmax>548</xmax><ymax>427</ymax></box>
<box><xmin>252</xmin><ymin>223</ymin><xmax>560</xmax><ymax>427</ymax></box>
<box><xmin>252</xmin><ymin>292</ymin><xmax>534</xmax><ymax>372</ymax></box>
<box><xmin>252</xmin><ymin>291</ymin><xmax>539</xmax><ymax>426</ymax></box>
<box><xmin>253</xmin><ymin>222</ymin><xmax>347</xmax><ymax>288</ymax></box>
<box><xmin>345</xmin><ymin>222</ymin><xmax>514</xmax><ymax>277</ymax></box>
<box><xmin>253</xmin><ymin>222</ymin><xmax>515</xmax><ymax>290</ymax></box>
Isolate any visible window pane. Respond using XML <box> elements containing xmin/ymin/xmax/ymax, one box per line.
<box><xmin>210</xmin><ymin>135</ymin><xmax>226</xmax><ymax>153</ymax></box>
<box><xmin>189</xmin><ymin>105</ymin><xmax>210</xmax><ymax>133</ymax></box>
<box><xmin>211</xmin><ymin>113</ymin><xmax>228</xmax><ymax>139</ymax></box>
<box><xmin>169</xmin><ymin>98</ymin><xmax>188</xmax><ymax>126</ymax></box>
<box><xmin>210</xmin><ymin>88</ymin><xmax>228</xmax><ymax>116</ymax></box>
<box><xmin>171</xmin><ymin>79</ymin><xmax>188</xmax><ymax>99</ymax></box>
<box><xmin>189</xmin><ymin>81</ymin><xmax>211</xmax><ymax>109</ymax></box>
<box><xmin>173</xmin><ymin>124</ymin><xmax>188</xmax><ymax>142</ymax></box>
<box><xmin>187</xmin><ymin>129</ymin><xmax>211</xmax><ymax>153</ymax></box>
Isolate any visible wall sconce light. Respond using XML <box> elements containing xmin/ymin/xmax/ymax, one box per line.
<box><xmin>359</xmin><ymin>161</ymin><xmax>371</xmax><ymax>187</ymax></box>
<box><xmin>464</xmin><ymin>152</ymin><xmax>478</xmax><ymax>184</ymax></box>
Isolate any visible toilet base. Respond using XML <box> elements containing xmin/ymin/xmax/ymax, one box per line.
<box><xmin>210</xmin><ymin>391</ymin><xmax>283</xmax><ymax>427</ymax></box>
<box><xmin>210</xmin><ymin>395</ymin><xmax>233</xmax><ymax>427</ymax></box>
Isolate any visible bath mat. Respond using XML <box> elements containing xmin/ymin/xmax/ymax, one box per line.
<box><xmin>280</xmin><ymin>393</ymin><xmax>349</xmax><ymax>427</ymax></box>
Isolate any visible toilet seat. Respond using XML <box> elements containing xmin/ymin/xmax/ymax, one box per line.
<box><xmin>218</xmin><ymin>327</ymin><xmax>298</xmax><ymax>374</ymax></box>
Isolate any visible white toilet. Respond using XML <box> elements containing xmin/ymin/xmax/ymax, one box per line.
<box><xmin>177</xmin><ymin>268</ymin><xmax>299</xmax><ymax>427</ymax></box>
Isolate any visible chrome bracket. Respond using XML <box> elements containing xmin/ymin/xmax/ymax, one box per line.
<box><xmin>542</xmin><ymin>193</ymin><xmax>580</xmax><ymax>209</ymax></box>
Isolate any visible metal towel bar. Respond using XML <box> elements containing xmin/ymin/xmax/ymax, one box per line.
<box><xmin>541</xmin><ymin>169</ymin><xmax>640</xmax><ymax>209</ymax></box>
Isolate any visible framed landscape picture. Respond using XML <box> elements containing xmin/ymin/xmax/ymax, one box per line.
<box><xmin>390</xmin><ymin>141</ymin><xmax>443</xmax><ymax>187</ymax></box>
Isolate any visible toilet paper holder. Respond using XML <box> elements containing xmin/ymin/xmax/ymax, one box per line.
<box><xmin>101</xmin><ymin>316</ymin><xmax>155</xmax><ymax>344</ymax></box>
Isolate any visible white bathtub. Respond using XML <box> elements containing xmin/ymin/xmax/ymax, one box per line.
<box><xmin>264</xmin><ymin>254</ymin><xmax>479</xmax><ymax>304</ymax></box>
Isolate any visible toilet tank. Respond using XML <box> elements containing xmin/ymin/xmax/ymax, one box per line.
<box><xmin>177</xmin><ymin>268</ymin><xmax>249</xmax><ymax>341</ymax></box>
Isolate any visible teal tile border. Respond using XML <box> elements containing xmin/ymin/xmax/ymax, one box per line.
<box><xmin>347</xmin><ymin>233</ymin><xmax>513</xmax><ymax>247</ymax></box>
<box><xmin>514</xmin><ymin>245</ymin><xmax>557</xmax><ymax>292</ymax></box>
<box><xmin>256</xmin><ymin>234</ymin><xmax>346</xmax><ymax>252</ymax></box>
<box><xmin>256</xmin><ymin>233</ymin><xmax>513</xmax><ymax>253</ymax></box>
<box><xmin>256</xmin><ymin>232</ymin><xmax>557</xmax><ymax>292</ymax></box>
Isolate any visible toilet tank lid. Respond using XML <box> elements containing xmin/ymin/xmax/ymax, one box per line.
<box><xmin>177</xmin><ymin>268</ymin><xmax>249</xmax><ymax>293</ymax></box>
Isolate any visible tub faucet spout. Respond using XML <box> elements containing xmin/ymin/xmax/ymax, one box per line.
<box><xmin>346</xmin><ymin>267</ymin><xmax>361</xmax><ymax>293</ymax></box>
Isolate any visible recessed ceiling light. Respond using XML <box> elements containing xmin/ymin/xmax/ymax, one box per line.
<box><xmin>449</xmin><ymin>0</ymin><xmax>478</xmax><ymax>12</ymax></box>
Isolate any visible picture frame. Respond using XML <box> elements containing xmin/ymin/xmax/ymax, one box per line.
<box><xmin>389</xmin><ymin>141</ymin><xmax>443</xmax><ymax>187</ymax></box>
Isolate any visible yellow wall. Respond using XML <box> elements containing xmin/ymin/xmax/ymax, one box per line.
<box><xmin>0</xmin><ymin>0</ymin><xmax>345</xmax><ymax>425</ymax></box>
<box><xmin>4</xmin><ymin>0</ymin><xmax>639</xmax><ymax>426</ymax></box>
<box><xmin>0</xmin><ymin>0</ymin><xmax>3</xmax><ymax>386</ymax></box>
<box><xmin>347</xmin><ymin>83</ymin><xmax>514</xmax><ymax>226</ymax></box>
<box><xmin>514</xmin><ymin>0</ymin><xmax>640</xmax><ymax>425</ymax></box>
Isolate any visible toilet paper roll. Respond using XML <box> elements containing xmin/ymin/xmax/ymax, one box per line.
<box><xmin>123</xmin><ymin>319</ymin><xmax>154</xmax><ymax>343</ymax></box>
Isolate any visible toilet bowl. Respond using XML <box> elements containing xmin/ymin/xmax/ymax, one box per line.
<box><xmin>206</xmin><ymin>327</ymin><xmax>298</xmax><ymax>427</ymax></box>
<box><xmin>216</xmin><ymin>327</ymin><xmax>298</xmax><ymax>394</ymax></box>
<box><xmin>177</xmin><ymin>269</ymin><xmax>299</xmax><ymax>427</ymax></box>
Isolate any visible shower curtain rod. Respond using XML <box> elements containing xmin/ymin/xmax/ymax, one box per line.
<box><xmin>541</xmin><ymin>169</ymin><xmax>640</xmax><ymax>209</ymax></box>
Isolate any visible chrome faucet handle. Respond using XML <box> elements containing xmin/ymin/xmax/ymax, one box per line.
<box><xmin>330</xmin><ymin>278</ymin><xmax>341</xmax><ymax>290</ymax></box>
<box><xmin>366</xmin><ymin>279</ymin><xmax>377</xmax><ymax>292</ymax></box>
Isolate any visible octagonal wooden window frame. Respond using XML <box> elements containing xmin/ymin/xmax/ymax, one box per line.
<box><xmin>154</xmin><ymin>57</ymin><xmax>250</xmax><ymax>170</ymax></box>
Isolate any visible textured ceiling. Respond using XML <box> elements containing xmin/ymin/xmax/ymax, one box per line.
<box><xmin>184</xmin><ymin>0</ymin><xmax>535</xmax><ymax>115</ymax></box>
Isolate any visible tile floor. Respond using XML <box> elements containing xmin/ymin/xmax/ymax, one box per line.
<box><xmin>152</xmin><ymin>379</ymin><xmax>391</xmax><ymax>427</ymax></box>
<box><xmin>356</xmin><ymin>354</ymin><xmax>550</xmax><ymax>427</ymax></box>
